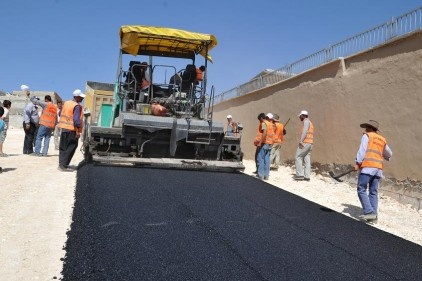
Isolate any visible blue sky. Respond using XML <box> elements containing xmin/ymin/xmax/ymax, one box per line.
<box><xmin>1</xmin><ymin>0</ymin><xmax>420</xmax><ymax>101</ymax></box>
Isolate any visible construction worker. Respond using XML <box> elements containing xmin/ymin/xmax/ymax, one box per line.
<box><xmin>294</xmin><ymin>110</ymin><xmax>314</xmax><ymax>181</ymax></box>
<box><xmin>57</xmin><ymin>89</ymin><xmax>85</xmax><ymax>172</ymax></box>
<box><xmin>254</xmin><ymin>113</ymin><xmax>274</xmax><ymax>180</ymax></box>
<box><xmin>31</xmin><ymin>95</ymin><xmax>58</xmax><ymax>156</ymax></box>
<box><xmin>226</xmin><ymin>114</ymin><xmax>237</xmax><ymax>136</ymax></box>
<box><xmin>196</xmin><ymin>65</ymin><xmax>206</xmax><ymax>83</ymax></box>
<box><xmin>270</xmin><ymin>114</ymin><xmax>284</xmax><ymax>171</ymax></box>
<box><xmin>355</xmin><ymin>120</ymin><xmax>392</xmax><ymax>222</ymax></box>
<box><xmin>253</xmin><ymin>113</ymin><xmax>265</xmax><ymax>174</ymax></box>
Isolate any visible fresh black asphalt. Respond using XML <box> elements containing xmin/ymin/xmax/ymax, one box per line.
<box><xmin>62</xmin><ymin>165</ymin><xmax>422</xmax><ymax>280</ymax></box>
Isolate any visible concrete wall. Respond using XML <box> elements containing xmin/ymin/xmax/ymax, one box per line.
<box><xmin>213</xmin><ymin>31</ymin><xmax>422</xmax><ymax>183</ymax></box>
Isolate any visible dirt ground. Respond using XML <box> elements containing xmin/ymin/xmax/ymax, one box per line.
<box><xmin>0</xmin><ymin>128</ymin><xmax>421</xmax><ymax>280</ymax></box>
<box><xmin>0</xmin><ymin>128</ymin><xmax>83</xmax><ymax>280</ymax></box>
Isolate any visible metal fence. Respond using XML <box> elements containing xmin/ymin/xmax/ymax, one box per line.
<box><xmin>215</xmin><ymin>6</ymin><xmax>422</xmax><ymax>104</ymax></box>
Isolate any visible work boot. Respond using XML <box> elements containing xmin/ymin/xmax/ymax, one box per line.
<box><xmin>255</xmin><ymin>175</ymin><xmax>264</xmax><ymax>180</ymax></box>
<box><xmin>58</xmin><ymin>165</ymin><xmax>73</xmax><ymax>172</ymax></box>
<box><xmin>293</xmin><ymin>176</ymin><xmax>304</xmax><ymax>181</ymax></box>
<box><xmin>359</xmin><ymin>213</ymin><xmax>377</xmax><ymax>220</ymax></box>
<box><xmin>367</xmin><ymin>218</ymin><xmax>378</xmax><ymax>224</ymax></box>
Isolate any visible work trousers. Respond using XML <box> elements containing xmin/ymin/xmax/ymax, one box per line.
<box><xmin>295</xmin><ymin>143</ymin><xmax>313</xmax><ymax>178</ymax></box>
<box><xmin>270</xmin><ymin>143</ymin><xmax>282</xmax><ymax>168</ymax></box>
<box><xmin>23</xmin><ymin>121</ymin><xmax>38</xmax><ymax>154</ymax></box>
<box><xmin>59</xmin><ymin>131</ymin><xmax>79</xmax><ymax>167</ymax></box>
<box><xmin>357</xmin><ymin>173</ymin><xmax>381</xmax><ymax>215</ymax></box>
<box><xmin>34</xmin><ymin>125</ymin><xmax>53</xmax><ymax>156</ymax></box>
<box><xmin>257</xmin><ymin>144</ymin><xmax>271</xmax><ymax>179</ymax></box>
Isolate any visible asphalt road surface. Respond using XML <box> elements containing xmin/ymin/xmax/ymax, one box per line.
<box><xmin>62</xmin><ymin>165</ymin><xmax>422</xmax><ymax>280</ymax></box>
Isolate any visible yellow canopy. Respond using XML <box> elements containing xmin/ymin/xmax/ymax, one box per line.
<box><xmin>119</xmin><ymin>25</ymin><xmax>218</xmax><ymax>62</ymax></box>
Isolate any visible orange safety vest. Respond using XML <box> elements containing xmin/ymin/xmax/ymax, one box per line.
<box><xmin>303</xmin><ymin>120</ymin><xmax>314</xmax><ymax>144</ymax></box>
<box><xmin>39</xmin><ymin>102</ymin><xmax>57</xmax><ymax>129</ymax></box>
<box><xmin>273</xmin><ymin>122</ymin><xmax>284</xmax><ymax>143</ymax></box>
<box><xmin>58</xmin><ymin>100</ymin><xmax>83</xmax><ymax>133</ymax></box>
<box><xmin>196</xmin><ymin>68</ymin><xmax>203</xmax><ymax>81</ymax></box>
<box><xmin>361</xmin><ymin>132</ymin><xmax>387</xmax><ymax>169</ymax></box>
<box><xmin>253</xmin><ymin>120</ymin><xmax>274</xmax><ymax>146</ymax></box>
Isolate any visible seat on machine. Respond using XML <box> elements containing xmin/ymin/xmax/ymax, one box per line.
<box><xmin>125</xmin><ymin>61</ymin><xmax>142</xmax><ymax>84</ymax></box>
<box><xmin>131</xmin><ymin>61</ymin><xmax>146</xmax><ymax>86</ymax></box>
<box><xmin>181</xmin><ymin>64</ymin><xmax>197</xmax><ymax>93</ymax></box>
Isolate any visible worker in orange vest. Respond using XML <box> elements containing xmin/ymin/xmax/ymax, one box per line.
<box><xmin>57</xmin><ymin>89</ymin><xmax>85</xmax><ymax>172</ymax></box>
<box><xmin>196</xmin><ymin>65</ymin><xmax>206</xmax><ymax>83</ymax></box>
<box><xmin>31</xmin><ymin>95</ymin><xmax>58</xmax><ymax>156</ymax></box>
<box><xmin>355</xmin><ymin>120</ymin><xmax>392</xmax><ymax>222</ymax></box>
<box><xmin>254</xmin><ymin>113</ymin><xmax>275</xmax><ymax>180</ymax></box>
<box><xmin>294</xmin><ymin>110</ymin><xmax>314</xmax><ymax>181</ymax></box>
<box><xmin>270</xmin><ymin>113</ymin><xmax>285</xmax><ymax>171</ymax></box>
<box><xmin>226</xmin><ymin>114</ymin><xmax>237</xmax><ymax>137</ymax></box>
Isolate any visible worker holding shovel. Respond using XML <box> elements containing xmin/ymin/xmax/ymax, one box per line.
<box><xmin>355</xmin><ymin>120</ymin><xmax>392</xmax><ymax>222</ymax></box>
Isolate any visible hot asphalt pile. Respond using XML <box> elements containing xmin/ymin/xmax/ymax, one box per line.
<box><xmin>62</xmin><ymin>165</ymin><xmax>422</xmax><ymax>280</ymax></box>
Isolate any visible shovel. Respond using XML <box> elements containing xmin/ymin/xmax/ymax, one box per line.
<box><xmin>329</xmin><ymin>168</ymin><xmax>355</xmax><ymax>182</ymax></box>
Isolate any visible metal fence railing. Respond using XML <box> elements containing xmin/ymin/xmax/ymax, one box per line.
<box><xmin>215</xmin><ymin>6</ymin><xmax>422</xmax><ymax>104</ymax></box>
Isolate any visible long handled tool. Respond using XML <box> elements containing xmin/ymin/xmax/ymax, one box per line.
<box><xmin>329</xmin><ymin>168</ymin><xmax>355</xmax><ymax>182</ymax></box>
<box><xmin>284</xmin><ymin>117</ymin><xmax>291</xmax><ymax>127</ymax></box>
<box><xmin>282</xmin><ymin>117</ymin><xmax>290</xmax><ymax>135</ymax></box>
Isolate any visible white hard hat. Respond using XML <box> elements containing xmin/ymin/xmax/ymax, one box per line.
<box><xmin>20</xmin><ymin>84</ymin><xmax>30</xmax><ymax>91</ymax></box>
<box><xmin>299</xmin><ymin>110</ymin><xmax>308</xmax><ymax>116</ymax></box>
<box><xmin>72</xmin><ymin>89</ymin><xmax>86</xmax><ymax>98</ymax></box>
<box><xmin>266</xmin><ymin>113</ymin><xmax>273</xmax><ymax>119</ymax></box>
<box><xmin>227</xmin><ymin>114</ymin><xmax>232</xmax><ymax>119</ymax></box>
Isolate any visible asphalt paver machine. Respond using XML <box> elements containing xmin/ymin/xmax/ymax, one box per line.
<box><xmin>81</xmin><ymin>25</ymin><xmax>244</xmax><ymax>172</ymax></box>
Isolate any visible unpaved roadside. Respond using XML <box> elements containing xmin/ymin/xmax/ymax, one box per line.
<box><xmin>0</xmin><ymin>128</ymin><xmax>82</xmax><ymax>281</ymax></box>
<box><xmin>0</xmin><ymin>128</ymin><xmax>420</xmax><ymax>281</ymax></box>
